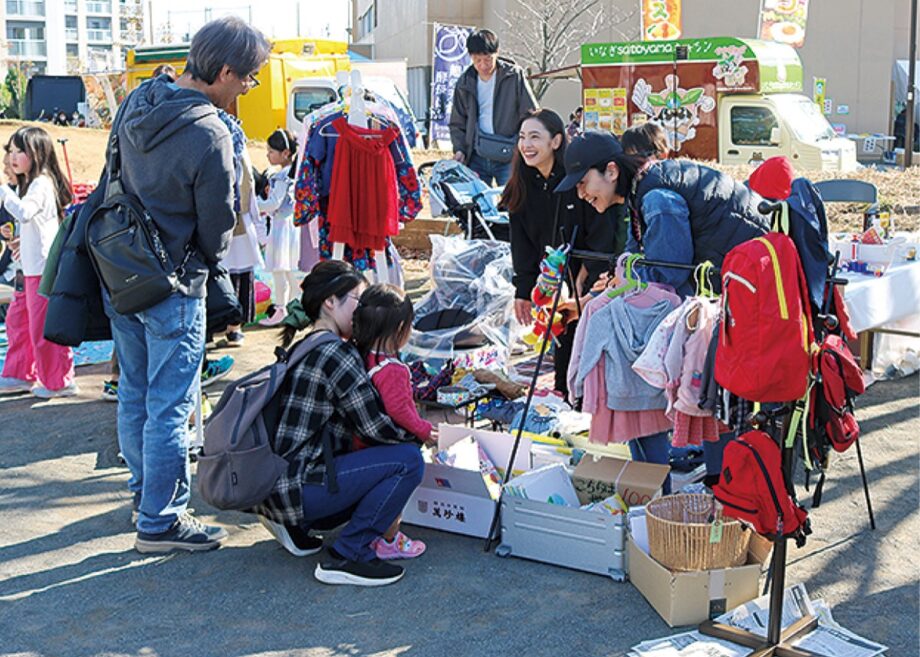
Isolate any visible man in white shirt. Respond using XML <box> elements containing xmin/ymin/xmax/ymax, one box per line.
<box><xmin>449</xmin><ymin>29</ymin><xmax>538</xmax><ymax>186</ymax></box>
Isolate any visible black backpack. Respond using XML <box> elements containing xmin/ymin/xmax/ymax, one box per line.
<box><xmin>85</xmin><ymin>129</ymin><xmax>191</xmax><ymax>315</ymax></box>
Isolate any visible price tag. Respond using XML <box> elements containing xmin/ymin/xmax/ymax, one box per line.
<box><xmin>709</xmin><ymin>518</ymin><xmax>724</xmax><ymax>544</ymax></box>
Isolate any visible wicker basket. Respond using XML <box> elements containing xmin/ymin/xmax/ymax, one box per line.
<box><xmin>646</xmin><ymin>494</ymin><xmax>752</xmax><ymax>572</ymax></box>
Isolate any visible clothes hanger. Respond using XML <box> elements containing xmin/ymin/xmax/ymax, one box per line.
<box><xmin>608</xmin><ymin>252</ymin><xmax>648</xmax><ymax>298</ymax></box>
<box><xmin>694</xmin><ymin>260</ymin><xmax>717</xmax><ymax>299</ymax></box>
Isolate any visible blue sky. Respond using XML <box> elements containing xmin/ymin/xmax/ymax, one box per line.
<box><xmin>149</xmin><ymin>0</ymin><xmax>349</xmax><ymax>42</ymax></box>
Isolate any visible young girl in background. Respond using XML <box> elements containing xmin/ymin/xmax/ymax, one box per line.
<box><xmin>0</xmin><ymin>126</ymin><xmax>75</xmax><ymax>397</ymax></box>
<box><xmin>352</xmin><ymin>283</ymin><xmax>432</xmax><ymax>560</ymax></box>
<box><xmin>258</xmin><ymin>128</ymin><xmax>301</xmax><ymax>327</ymax></box>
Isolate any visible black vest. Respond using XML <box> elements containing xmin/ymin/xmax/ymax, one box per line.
<box><xmin>632</xmin><ymin>159</ymin><xmax>769</xmax><ymax>267</ymax></box>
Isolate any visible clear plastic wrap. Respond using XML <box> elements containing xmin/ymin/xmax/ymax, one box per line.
<box><xmin>403</xmin><ymin>235</ymin><xmax>515</xmax><ymax>366</ymax></box>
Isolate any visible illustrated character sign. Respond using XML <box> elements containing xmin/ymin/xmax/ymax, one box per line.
<box><xmin>712</xmin><ymin>45</ymin><xmax>750</xmax><ymax>88</ymax></box>
<box><xmin>632</xmin><ymin>74</ymin><xmax>715</xmax><ymax>151</ymax></box>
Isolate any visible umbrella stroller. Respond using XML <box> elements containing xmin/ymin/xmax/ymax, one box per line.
<box><xmin>418</xmin><ymin>159</ymin><xmax>510</xmax><ymax>241</ymax></box>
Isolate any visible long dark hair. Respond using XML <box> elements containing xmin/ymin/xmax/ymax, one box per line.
<box><xmin>279</xmin><ymin>260</ymin><xmax>366</xmax><ymax>348</ymax></box>
<box><xmin>352</xmin><ymin>284</ymin><xmax>415</xmax><ymax>357</ymax></box>
<box><xmin>499</xmin><ymin>109</ymin><xmax>566</xmax><ymax>214</ymax></box>
<box><xmin>11</xmin><ymin>126</ymin><xmax>72</xmax><ymax>221</ymax></box>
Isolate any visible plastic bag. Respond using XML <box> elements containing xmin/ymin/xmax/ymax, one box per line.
<box><xmin>404</xmin><ymin>235</ymin><xmax>515</xmax><ymax>365</ymax></box>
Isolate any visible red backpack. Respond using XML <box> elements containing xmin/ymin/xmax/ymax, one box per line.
<box><xmin>713</xmin><ymin>430</ymin><xmax>810</xmax><ymax>544</ymax></box>
<box><xmin>808</xmin><ymin>335</ymin><xmax>865</xmax><ymax>454</ymax></box>
<box><xmin>715</xmin><ymin>233</ymin><xmax>814</xmax><ymax>402</ymax></box>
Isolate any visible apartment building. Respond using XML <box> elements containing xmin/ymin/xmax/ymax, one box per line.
<box><xmin>1</xmin><ymin>0</ymin><xmax>149</xmax><ymax>77</ymax></box>
<box><xmin>351</xmin><ymin>0</ymin><xmax>916</xmax><ymax>137</ymax></box>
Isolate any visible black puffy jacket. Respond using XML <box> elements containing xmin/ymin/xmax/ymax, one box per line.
<box><xmin>632</xmin><ymin>159</ymin><xmax>769</xmax><ymax>268</ymax></box>
<box><xmin>43</xmin><ymin>178</ymin><xmax>111</xmax><ymax>346</ymax></box>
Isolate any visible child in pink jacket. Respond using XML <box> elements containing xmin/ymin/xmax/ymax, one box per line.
<box><xmin>352</xmin><ymin>283</ymin><xmax>433</xmax><ymax>560</ymax></box>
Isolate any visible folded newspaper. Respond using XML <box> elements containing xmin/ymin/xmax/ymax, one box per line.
<box><xmin>630</xmin><ymin>584</ymin><xmax>887</xmax><ymax>657</ymax></box>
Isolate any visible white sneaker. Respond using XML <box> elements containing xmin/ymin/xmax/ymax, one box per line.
<box><xmin>32</xmin><ymin>383</ymin><xmax>79</xmax><ymax>399</ymax></box>
<box><xmin>0</xmin><ymin>376</ymin><xmax>33</xmax><ymax>395</ymax></box>
<box><xmin>258</xmin><ymin>306</ymin><xmax>287</xmax><ymax>327</ymax></box>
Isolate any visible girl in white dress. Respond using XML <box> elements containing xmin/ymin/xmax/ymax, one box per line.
<box><xmin>258</xmin><ymin>128</ymin><xmax>301</xmax><ymax>326</ymax></box>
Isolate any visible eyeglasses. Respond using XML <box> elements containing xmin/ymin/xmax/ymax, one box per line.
<box><xmin>239</xmin><ymin>72</ymin><xmax>260</xmax><ymax>88</ymax></box>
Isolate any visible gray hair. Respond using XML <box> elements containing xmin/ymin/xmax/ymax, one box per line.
<box><xmin>185</xmin><ymin>16</ymin><xmax>271</xmax><ymax>85</ymax></box>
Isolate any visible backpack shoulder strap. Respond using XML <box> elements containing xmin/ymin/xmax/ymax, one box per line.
<box><xmin>282</xmin><ymin>330</ymin><xmax>341</xmax><ymax>367</ymax></box>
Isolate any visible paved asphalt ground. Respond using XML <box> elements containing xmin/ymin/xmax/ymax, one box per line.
<box><xmin>0</xmin><ymin>324</ymin><xmax>917</xmax><ymax>657</ymax></box>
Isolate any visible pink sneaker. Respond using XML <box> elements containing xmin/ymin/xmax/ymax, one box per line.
<box><xmin>372</xmin><ymin>531</ymin><xmax>426</xmax><ymax>560</ymax></box>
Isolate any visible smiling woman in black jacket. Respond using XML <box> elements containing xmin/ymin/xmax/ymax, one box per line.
<box><xmin>500</xmin><ymin>109</ymin><xmax>627</xmax><ymax>395</ymax></box>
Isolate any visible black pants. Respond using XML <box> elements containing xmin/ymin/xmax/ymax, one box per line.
<box><xmin>553</xmin><ymin>319</ymin><xmax>578</xmax><ymax>398</ymax></box>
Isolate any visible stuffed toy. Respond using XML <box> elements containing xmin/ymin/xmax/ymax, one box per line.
<box><xmin>522</xmin><ymin>245</ymin><xmax>568</xmax><ymax>350</ymax></box>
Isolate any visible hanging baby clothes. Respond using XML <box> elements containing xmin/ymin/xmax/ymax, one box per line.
<box><xmin>572</xmin><ymin>284</ymin><xmax>680</xmax><ymax>445</ymax></box>
<box><xmin>327</xmin><ymin>117</ymin><xmax>399</xmax><ymax>252</ymax></box>
<box><xmin>634</xmin><ymin>297</ymin><xmax>726</xmax><ymax>446</ymax></box>
<box><xmin>698</xmin><ymin>317</ymin><xmax>756</xmax><ymax>432</ymax></box>
<box><xmin>293</xmin><ymin>111</ymin><xmax>421</xmax><ymax>273</ymax></box>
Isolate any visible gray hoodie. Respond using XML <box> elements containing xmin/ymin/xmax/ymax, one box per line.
<box><xmin>115</xmin><ymin>76</ymin><xmax>236</xmax><ymax>298</ymax></box>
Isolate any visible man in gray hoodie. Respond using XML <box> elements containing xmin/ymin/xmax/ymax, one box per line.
<box><xmin>102</xmin><ymin>16</ymin><xmax>270</xmax><ymax>553</ymax></box>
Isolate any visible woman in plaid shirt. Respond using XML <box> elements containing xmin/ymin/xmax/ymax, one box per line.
<box><xmin>256</xmin><ymin>260</ymin><xmax>424</xmax><ymax>587</ymax></box>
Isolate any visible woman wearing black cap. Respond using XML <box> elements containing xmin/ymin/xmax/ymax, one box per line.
<box><xmin>554</xmin><ymin>129</ymin><xmax>769</xmax><ymax>296</ymax></box>
<box><xmin>500</xmin><ymin>110</ymin><xmax>627</xmax><ymax>396</ymax></box>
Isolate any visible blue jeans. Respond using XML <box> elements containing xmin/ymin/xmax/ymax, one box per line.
<box><xmin>468</xmin><ymin>151</ymin><xmax>511</xmax><ymax>187</ymax></box>
<box><xmin>103</xmin><ymin>291</ymin><xmax>206</xmax><ymax>534</ymax></box>
<box><xmin>629</xmin><ymin>430</ymin><xmax>672</xmax><ymax>495</ymax></box>
<box><xmin>301</xmin><ymin>443</ymin><xmax>424</xmax><ymax>562</ymax></box>
<box><xmin>704</xmin><ymin>432</ymin><xmax>736</xmax><ymax>477</ymax></box>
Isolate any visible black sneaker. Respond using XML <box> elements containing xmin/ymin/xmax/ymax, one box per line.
<box><xmin>135</xmin><ymin>512</ymin><xmax>228</xmax><ymax>553</ymax></box>
<box><xmin>314</xmin><ymin>547</ymin><xmax>405</xmax><ymax>586</ymax></box>
<box><xmin>258</xmin><ymin>515</ymin><xmax>323</xmax><ymax>556</ymax></box>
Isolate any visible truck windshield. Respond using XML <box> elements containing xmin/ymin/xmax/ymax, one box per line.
<box><xmin>293</xmin><ymin>88</ymin><xmax>338</xmax><ymax>121</ymax></box>
<box><xmin>773</xmin><ymin>95</ymin><xmax>836</xmax><ymax>143</ymax></box>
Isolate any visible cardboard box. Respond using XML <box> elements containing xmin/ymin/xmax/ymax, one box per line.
<box><xmin>572</xmin><ymin>456</ymin><xmax>670</xmax><ymax>507</ymax></box>
<box><xmin>628</xmin><ymin>533</ymin><xmax>772</xmax><ymax>627</ymax></box>
<box><xmin>402</xmin><ymin>424</ymin><xmax>532</xmax><ymax>538</ymax></box>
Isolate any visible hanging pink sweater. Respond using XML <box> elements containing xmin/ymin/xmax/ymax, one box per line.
<box><xmin>570</xmin><ymin>293</ymin><xmax>671</xmax><ymax>445</ymax></box>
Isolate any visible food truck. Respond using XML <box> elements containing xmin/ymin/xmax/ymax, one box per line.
<box><xmin>580</xmin><ymin>37</ymin><xmax>857</xmax><ymax>171</ymax></box>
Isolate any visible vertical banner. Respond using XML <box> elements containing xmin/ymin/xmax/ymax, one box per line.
<box><xmin>430</xmin><ymin>23</ymin><xmax>475</xmax><ymax>148</ymax></box>
<box><xmin>640</xmin><ymin>0</ymin><xmax>682</xmax><ymax>41</ymax></box>
<box><xmin>759</xmin><ymin>0</ymin><xmax>809</xmax><ymax>48</ymax></box>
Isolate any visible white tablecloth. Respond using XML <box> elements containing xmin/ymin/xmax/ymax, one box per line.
<box><xmin>841</xmin><ymin>261</ymin><xmax>920</xmax><ymax>333</ymax></box>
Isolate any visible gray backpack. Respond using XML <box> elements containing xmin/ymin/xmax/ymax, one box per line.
<box><xmin>197</xmin><ymin>331</ymin><xmax>339</xmax><ymax>510</ymax></box>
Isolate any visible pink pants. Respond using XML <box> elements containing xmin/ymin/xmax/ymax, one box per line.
<box><xmin>2</xmin><ymin>275</ymin><xmax>74</xmax><ymax>390</ymax></box>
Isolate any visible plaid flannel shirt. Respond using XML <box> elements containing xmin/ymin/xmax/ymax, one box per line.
<box><xmin>254</xmin><ymin>337</ymin><xmax>414</xmax><ymax>525</ymax></box>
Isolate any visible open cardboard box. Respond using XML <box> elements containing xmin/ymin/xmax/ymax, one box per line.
<box><xmin>572</xmin><ymin>455</ymin><xmax>670</xmax><ymax>507</ymax></box>
<box><xmin>628</xmin><ymin>526</ymin><xmax>773</xmax><ymax>627</ymax></box>
<box><xmin>401</xmin><ymin>424</ymin><xmax>532</xmax><ymax>538</ymax></box>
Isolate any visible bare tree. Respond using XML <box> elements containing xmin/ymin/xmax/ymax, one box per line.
<box><xmin>496</xmin><ymin>0</ymin><xmax>639</xmax><ymax>101</ymax></box>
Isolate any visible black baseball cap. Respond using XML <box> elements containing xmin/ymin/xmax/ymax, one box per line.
<box><xmin>554</xmin><ymin>131</ymin><xmax>624</xmax><ymax>193</ymax></box>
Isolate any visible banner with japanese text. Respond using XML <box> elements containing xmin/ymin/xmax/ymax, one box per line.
<box><xmin>430</xmin><ymin>23</ymin><xmax>475</xmax><ymax>147</ymax></box>
<box><xmin>640</xmin><ymin>0</ymin><xmax>682</xmax><ymax>41</ymax></box>
<box><xmin>759</xmin><ymin>0</ymin><xmax>809</xmax><ymax>49</ymax></box>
